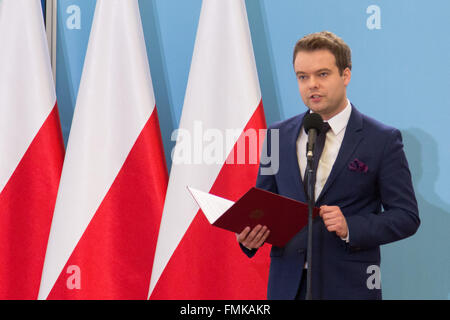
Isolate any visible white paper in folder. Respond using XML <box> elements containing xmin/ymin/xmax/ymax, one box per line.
<box><xmin>187</xmin><ymin>186</ymin><xmax>235</xmax><ymax>224</ymax></box>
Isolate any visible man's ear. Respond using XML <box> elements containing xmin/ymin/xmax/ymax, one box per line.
<box><xmin>342</xmin><ymin>67</ymin><xmax>351</xmax><ymax>86</ymax></box>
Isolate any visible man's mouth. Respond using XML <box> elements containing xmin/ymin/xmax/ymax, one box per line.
<box><xmin>310</xmin><ymin>94</ymin><xmax>322</xmax><ymax>102</ymax></box>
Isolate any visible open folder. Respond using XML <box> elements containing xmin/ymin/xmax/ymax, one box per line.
<box><xmin>187</xmin><ymin>186</ymin><xmax>319</xmax><ymax>247</ymax></box>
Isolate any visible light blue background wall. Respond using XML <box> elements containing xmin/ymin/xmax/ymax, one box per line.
<box><xmin>54</xmin><ymin>0</ymin><xmax>450</xmax><ymax>299</ymax></box>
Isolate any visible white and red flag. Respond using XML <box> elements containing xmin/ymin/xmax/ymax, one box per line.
<box><xmin>0</xmin><ymin>0</ymin><xmax>65</xmax><ymax>299</ymax></box>
<box><xmin>38</xmin><ymin>0</ymin><xmax>168</xmax><ymax>299</ymax></box>
<box><xmin>149</xmin><ymin>0</ymin><xmax>271</xmax><ymax>299</ymax></box>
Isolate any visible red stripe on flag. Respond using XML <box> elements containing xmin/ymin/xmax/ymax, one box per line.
<box><xmin>47</xmin><ymin>108</ymin><xmax>168</xmax><ymax>299</ymax></box>
<box><xmin>0</xmin><ymin>104</ymin><xmax>64</xmax><ymax>299</ymax></box>
<box><xmin>150</xmin><ymin>101</ymin><xmax>271</xmax><ymax>300</ymax></box>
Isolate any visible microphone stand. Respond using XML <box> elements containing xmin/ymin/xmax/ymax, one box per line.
<box><xmin>305</xmin><ymin>153</ymin><xmax>315</xmax><ymax>300</ymax></box>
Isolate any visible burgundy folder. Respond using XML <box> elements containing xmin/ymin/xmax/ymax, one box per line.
<box><xmin>213</xmin><ymin>187</ymin><xmax>319</xmax><ymax>247</ymax></box>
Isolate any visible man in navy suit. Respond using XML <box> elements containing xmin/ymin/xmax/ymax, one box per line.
<box><xmin>237</xmin><ymin>31</ymin><xmax>420</xmax><ymax>299</ymax></box>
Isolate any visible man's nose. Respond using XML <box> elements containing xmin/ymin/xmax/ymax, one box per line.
<box><xmin>308</xmin><ymin>76</ymin><xmax>319</xmax><ymax>90</ymax></box>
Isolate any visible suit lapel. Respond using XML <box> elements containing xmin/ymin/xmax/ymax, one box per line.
<box><xmin>285</xmin><ymin>112</ymin><xmax>307</xmax><ymax>202</ymax></box>
<box><xmin>316</xmin><ymin>105</ymin><xmax>364</xmax><ymax>204</ymax></box>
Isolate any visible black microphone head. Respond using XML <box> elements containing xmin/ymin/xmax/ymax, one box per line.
<box><xmin>303</xmin><ymin>112</ymin><xmax>323</xmax><ymax>134</ymax></box>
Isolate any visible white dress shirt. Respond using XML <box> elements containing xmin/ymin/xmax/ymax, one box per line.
<box><xmin>296</xmin><ymin>100</ymin><xmax>352</xmax><ymax>246</ymax></box>
<box><xmin>297</xmin><ymin>100</ymin><xmax>352</xmax><ymax>200</ymax></box>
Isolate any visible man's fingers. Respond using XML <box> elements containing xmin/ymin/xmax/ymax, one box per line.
<box><xmin>325</xmin><ymin>222</ymin><xmax>343</xmax><ymax>233</ymax></box>
<box><xmin>250</xmin><ymin>227</ymin><xmax>270</xmax><ymax>249</ymax></box>
<box><xmin>323</xmin><ymin>216</ymin><xmax>340</xmax><ymax>225</ymax></box>
<box><xmin>237</xmin><ymin>226</ymin><xmax>251</xmax><ymax>242</ymax></box>
<box><xmin>247</xmin><ymin>224</ymin><xmax>263</xmax><ymax>240</ymax></box>
<box><xmin>321</xmin><ymin>212</ymin><xmax>340</xmax><ymax>222</ymax></box>
<box><xmin>323</xmin><ymin>216</ymin><xmax>348</xmax><ymax>238</ymax></box>
<box><xmin>239</xmin><ymin>225</ymin><xmax>270</xmax><ymax>249</ymax></box>
<box><xmin>319</xmin><ymin>205</ymin><xmax>348</xmax><ymax>239</ymax></box>
<box><xmin>257</xmin><ymin>229</ymin><xmax>270</xmax><ymax>247</ymax></box>
<box><xmin>321</xmin><ymin>207</ymin><xmax>344</xmax><ymax>220</ymax></box>
<box><xmin>250</xmin><ymin>226</ymin><xmax>267</xmax><ymax>246</ymax></box>
<box><xmin>327</xmin><ymin>224</ymin><xmax>337</xmax><ymax>232</ymax></box>
<box><xmin>320</xmin><ymin>206</ymin><xmax>334</xmax><ymax>217</ymax></box>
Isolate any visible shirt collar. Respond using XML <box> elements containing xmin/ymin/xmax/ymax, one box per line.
<box><xmin>325</xmin><ymin>99</ymin><xmax>352</xmax><ymax>135</ymax></box>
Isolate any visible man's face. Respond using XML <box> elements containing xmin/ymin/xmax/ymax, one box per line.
<box><xmin>294</xmin><ymin>49</ymin><xmax>351</xmax><ymax>120</ymax></box>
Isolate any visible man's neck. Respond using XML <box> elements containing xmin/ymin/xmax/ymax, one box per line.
<box><xmin>318</xmin><ymin>98</ymin><xmax>349</xmax><ymax>121</ymax></box>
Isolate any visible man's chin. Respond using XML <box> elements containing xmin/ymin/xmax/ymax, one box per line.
<box><xmin>307</xmin><ymin>104</ymin><xmax>326</xmax><ymax>115</ymax></box>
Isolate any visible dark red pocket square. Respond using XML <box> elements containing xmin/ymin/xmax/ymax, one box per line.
<box><xmin>348</xmin><ymin>158</ymin><xmax>368</xmax><ymax>173</ymax></box>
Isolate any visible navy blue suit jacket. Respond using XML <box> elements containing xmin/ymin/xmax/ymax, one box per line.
<box><xmin>242</xmin><ymin>105</ymin><xmax>420</xmax><ymax>300</ymax></box>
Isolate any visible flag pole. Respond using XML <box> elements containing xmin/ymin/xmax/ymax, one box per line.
<box><xmin>45</xmin><ymin>0</ymin><xmax>57</xmax><ymax>81</ymax></box>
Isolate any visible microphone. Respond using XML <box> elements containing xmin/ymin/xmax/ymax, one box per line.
<box><xmin>302</xmin><ymin>112</ymin><xmax>323</xmax><ymax>301</ymax></box>
<box><xmin>303</xmin><ymin>113</ymin><xmax>324</xmax><ymax>160</ymax></box>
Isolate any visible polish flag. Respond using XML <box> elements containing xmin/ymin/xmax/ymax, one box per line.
<box><xmin>149</xmin><ymin>0</ymin><xmax>270</xmax><ymax>299</ymax></box>
<box><xmin>0</xmin><ymin>0</ymin><xmax>64</xmax><ymax>299</ymax></box>
<box><xmin>38</xmin><ymin>0</ymin><xmax>168</xmax><ymax>299</ymax></box>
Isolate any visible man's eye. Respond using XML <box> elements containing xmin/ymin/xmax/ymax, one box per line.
<box><xmin>298</xmin><ymin>75</ymin><xmax>307</xmax><ymax>80</ymax></box>
<box><xmin>320</xmin><ymin>72</ymin><xmax>328</xmax><ymax>77</ymax></box>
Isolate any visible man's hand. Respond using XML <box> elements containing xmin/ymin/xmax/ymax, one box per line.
<box><xmin>236</xmin><ymin>225</ymin><xmax>270</xmax><ymax>250</ymax></box>
<box><xmin>320</xmin><ymin>205</ymin><xmax>348</xmax><ymax>239</ymax></box>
